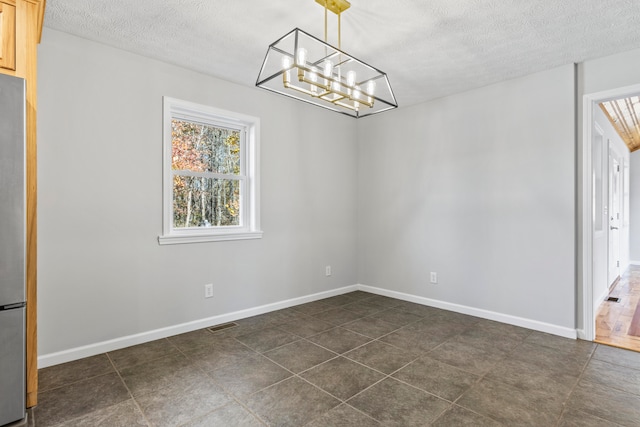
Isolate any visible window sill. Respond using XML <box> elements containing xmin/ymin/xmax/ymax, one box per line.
<box><xmin>158</xmin><ymin>230</ymin><xmax>263</xmax><ymax>245</ymax></box>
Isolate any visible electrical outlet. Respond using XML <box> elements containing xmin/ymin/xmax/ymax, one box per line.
<box><xmin>325</xmin><ymin>265</ymin><xmax>332</xmax><ymax>276</ymax></box>
<box><xmin>204</xmin><ymin>284</ymin><xmax>214</xmax><ymax>298</ymax></box>
<box><xmin>430</xmin><ymin>272</ymin><xmax>438</xmax><ymax>284</ymax></box>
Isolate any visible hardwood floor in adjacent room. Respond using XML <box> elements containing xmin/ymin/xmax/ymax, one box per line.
<box><xmin>596</xmin><ymin>265</ymin><xmax>640</xmax><ymax>352</ymax></box>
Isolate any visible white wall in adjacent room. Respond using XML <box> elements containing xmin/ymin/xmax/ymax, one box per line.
<box><xmin>630</xmin><ymin>151</ymin><xmax>640</xmax><ymax>263</ymax></box>
<box><xmin>37</xmin><ymin>29</ymin><xmax>358</xmax><ymax>357</ymax></box>
<box><xmin>357</xmin><ymin>65</ymin><xmax>576</xmax><ymax>330</ymax></box>
<box><xmin>591</xmin><ymin>105</ymin><xmax>630</xmax><ymax>308</ymax></box>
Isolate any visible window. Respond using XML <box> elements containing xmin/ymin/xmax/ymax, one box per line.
<box><xmin>159</xmin><ymin>97</ymin><xmax>261</xmax><ymax>244</ymax></box>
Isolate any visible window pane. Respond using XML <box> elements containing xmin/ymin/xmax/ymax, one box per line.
<box><xmin>171</xmin><ymin>119</ymin><xmax>240</xmax><ymax>174</ymax></box>
<box><xmin>173</xmin><ymin>176</ymin><xmax>241</xmax><ymax>228</ymax></box>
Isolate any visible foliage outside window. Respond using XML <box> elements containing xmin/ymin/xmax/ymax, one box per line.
<box><xmin>159</xmin><ymin>98</ymin><xmax>261</xmax><ymax>244</ymax></box>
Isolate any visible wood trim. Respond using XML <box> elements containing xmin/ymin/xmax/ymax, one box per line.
<box><xmin>0</xmin><ymin>1</ymin><xmax>17</xmax><ymax>70</ymax></box>
<box><xmin>24</xmin><ymin>0</ymin><xmax>39</xmax><ymax>407</ymax></box>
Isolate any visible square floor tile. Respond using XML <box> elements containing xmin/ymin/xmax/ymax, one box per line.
<box><xmin>119</xmin><ymin>353</ymin><xmax>201</xmax><ymax>397</ymax></box>
<box><xmin>391</xmin><ymin>301</ymin><xmax>440</xmax><ymax>317</ymax></box>
<box><xmin>312</xmin><ymin>307</ymin><xmax>364</xmax><ymax>326</ymax></box>
<box><xmin>182</xmin><ymin>402</ymin><xmax>263</xmax><ymax>427</ymax></box>
<box><xmin>484</xmin><ymin>355</ymin><xmax>578</xmax><ymax>399</ymax></box>
<box><xmin>407</xmin><ymin>317</ymin><xmax>472</xmax><ymax>336</ymax></box>
<box><xmin>52</xmin><ymin>399</ymin><xmax>147</xmax><ymax>427</ymax></box>
<box><xmin>307</xmin><ymin>327</ymin><xmax>372</xmax><ymax>354</ymax></box>
<box><xmin>344</xmin><ymin>340</ymin><xmax>416</xmax><ymax>374</ymax></box>
<box><xmin>592</xmin><ymin>344</ymin><xmax>640</xmax><ymax>370</ymax></box>
<box><xmin>208</xmin><ymin>353</ymin><xmax>292</xmax><ymax>397</ymax></box>
<box><xmin>264</xmin><ymin>339</ymin><xmax>336</xmax><ymax>373</ymax></box>
<box><xmin>558</xmin><ymin>408</ymin><xmax>620</xmax><ymax>427</ymax></box>
<box><xmin>453</xmin><ymin>325</ymin><xmax>525</xmax><ymax>353</ymax></box>
<box><xmin>431</xmin><ymin>405</ymin><xmax>502</xmax><ymax>427</ymax></box>
<box><xmin>167</xmin><ymin>329</ymin><xmax>221</xmax><ymax>355</ymax></box>
<box><xmin>342</xmin><ymin>301</ymin><xmax>387</xmax><ymax>317</ymax></box>
<box><xmin>245</xmin><ymin>377</ymin><xmax>339</xmax><ymax>427</ymax></box>
<box><xmin>320</xmin><ymin>294</ymin><xmax>360</xmax><ymax>307</ymax></box>
<box><xmin>393</xmin><ymin>356</ymin><xmax>479</xmax><ymax>401</ymax></box>
<box><xmin>305</xmin><ymin>404</ymin><xmax>380</xmax><ymax>426</ymax></box>
<box><xmin>135</xmin><ymin>375</ymin><xmax>230</xmax><ymax>427</ymax></box>
<box><xmin>582</xmin><ymin>358</ymin><xmax>640</xmax><ymax>396</ymax></box>
<box><xmin>291</xmin><ymin>300</ymin><xmax>333</xmax><ymax>315</ymax></box>
<box><xmin>457</xmin><ymin>379</ymin><xmax>564</xmax><ymax>426</ymax></box>
<box><xmin>108</xmin><ymin>338</ymin><xmax>179</xmax><ymax>370</ymax></box>
<box><xmin>509</xmin><ymin>342</ymin><xmax>592</xmax><ymax>377</ymax></box>
<box><xmin>278</xmin><ymin>316</ymin><xmax>335</xmax><ymax>338</ymax></box>
<box><xmin>301</xmin><ymin>356</ymin><xmax>385</xmax><ymax>400</ymax></box>
<box><xmin>235</xmin><ymin>327</ymin><xmax>299</xmax><ymax>353</ymax></box>
<box><xmin>188</xmin><ymin>337</ymin><xmax>257</xmax><ymax>372</ymax></box>
<box><xmin>365</xmin><ymin>308</ymin><xmax>422</xmax><ymax>327</ymax></box>
<box><xmin>379</xmin><ymin>327</ymin><xmax>448</xmax><ymax>354</ymax></box>
<box><xmin>342</xmin><ymin>317</ymin><xmax>399</xmax><ymax>339</ymax></box>
<box><xmin>566</xmin><ymin>380</ymin><xmax>640</xmax><ymax>426</ymax></box>
<box><xmin>362</xmin><ymin>295</ymin><xmax>401</xmax><ymax>309</ymax></box>
<box><xmin>422</xmin><ymin>309</ymin><xmax>480</xmax><ymax>327</ymax></box>
<box><xmin>472</xmin><ymin>319</ymin><xmax>532</xmax><ymax>341</ymax></box>
<box><xmin>348</xmin><ymin>378</ymin><xmax>450</xmax><ymax>426</ymax></box>
<box><xmin>524</xmin><ymin>332</ymin><xmax>595</xmax><ymax>357</ymax></box>
<box><xmin>38</xmin><ymin>354</ymin><xmax>114</xmax><ymax>392</ymax></box>
<box><xmin>427</xmin><ymin>338</ymin><xmax>509</xmax><ymax>375</ymax></box>
<box><xmin>35</xmin><ymin>373</ymin><xmax>130</xmax><ymax>427</ymax></box>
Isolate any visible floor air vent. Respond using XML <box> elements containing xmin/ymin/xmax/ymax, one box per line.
<box><xmin>208</xmin><ymin>322</ymin><xmax>238</xmax><ymax>333</ymax></box>
<box><xmin>606</xmin><ymin>297</ymin><xmax>621</xmax><ymax>303</ymax></box>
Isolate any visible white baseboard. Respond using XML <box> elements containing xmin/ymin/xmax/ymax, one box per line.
<box><xmin>39</xmin><ymin>282</ymin><xmax>581</xmax><ymax>368</ymax></box>
<box><xmin>356</xmin><ymin>284</ymin><xmax>578</xmax><ymax>339</ymax></box>
<box><xmin>38</xmin><ymin>285</ymin><xmax>358</xmax><ymax>368</ymax></box>
<box><xmin>630</xmin><ymin>260</ymin><xmax>640</xmax><ymax>266</ymax></box>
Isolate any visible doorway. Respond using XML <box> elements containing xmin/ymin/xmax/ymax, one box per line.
<box><xmin>583</xmin><ymin>85</ymin><xmax>640</xmax><ymax>351</ymax></box>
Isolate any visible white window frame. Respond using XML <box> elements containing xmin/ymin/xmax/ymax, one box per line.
<box><xmin>158</xmin><ymin>97</ymin><xmax>262</xmax><ymax>244</ymax></box>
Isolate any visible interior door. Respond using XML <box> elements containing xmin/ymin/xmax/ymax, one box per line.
<box><xmin>592</xmin><ymin>123</ymin><xmax>608</xmax><ymax>308</ymax></box>
<box><xmin>608</xmin><ymin>149</ymin><xmax>621</xmax><ymax>287</ymax></box>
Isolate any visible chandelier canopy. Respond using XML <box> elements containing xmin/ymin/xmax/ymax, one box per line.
<box><xmin>256</xmin><ymin>0</ymin><xmax>397</xmax><ymax>118</ymax></box>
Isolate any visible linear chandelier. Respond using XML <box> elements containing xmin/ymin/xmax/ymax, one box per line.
<box><xmin>256</xmin><ymin>0</ymin><xmax>397</xmax><ymax>118</ymax></box>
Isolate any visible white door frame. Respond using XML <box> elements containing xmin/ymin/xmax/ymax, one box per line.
<box><xmin>581</xmin><ymin>83</ymin><xmax>640</xmax><ymax>341</ymax></box>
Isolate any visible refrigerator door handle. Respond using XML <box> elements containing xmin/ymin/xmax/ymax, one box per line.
<box><xmin>0</xmin><ymin>302</ymin><xmax>27</xmax><ymax>311</ymax></box>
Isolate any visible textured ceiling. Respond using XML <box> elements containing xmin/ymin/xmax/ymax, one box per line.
<box><xmin>44</xmin><ymin>0</ymin><xmax>640</xmax><ymax>108</ymax></box>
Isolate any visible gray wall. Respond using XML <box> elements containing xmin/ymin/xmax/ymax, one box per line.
<box><xmin>36</xmin><ymin>27</ymin><xmax>640</xmax><ymax>362</ymax></box>
<box><xmin>357</xmin><ymin>65</ymin><xmax>576</xmax><ymax>329</ymax></box>
<box><xmin>37</xmin><ymin>29</ymin><xmax>358</xmax><ymax>356</ymax></box>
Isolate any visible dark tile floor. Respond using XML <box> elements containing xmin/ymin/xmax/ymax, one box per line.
<box><xmin>31</xmin><ymin>291</ymin><xmax>640</xmax><ymax>426</ymax></box>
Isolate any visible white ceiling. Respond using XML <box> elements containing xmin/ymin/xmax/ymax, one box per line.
<box><xmin>44</xmin><ymin>0</ymin><xmax>640</xmax><ymax>108</ymax></box>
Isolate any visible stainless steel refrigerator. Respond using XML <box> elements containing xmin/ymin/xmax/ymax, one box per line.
<box><xmin>0</xmin><ymin>73</ymin><xmax>27</xmax><ymax>426</ymax></box>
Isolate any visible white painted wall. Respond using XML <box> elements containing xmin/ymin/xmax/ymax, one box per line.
<box><xmin>630</xmin><ymin>151</ymin><xmax>640</xmax><ymax>263</ymax></box>
<box><xmin>592</xmin><ymin>105</ymin><xmax>630</xmax><ymax>309</ymax></box>
<box><xmin>37</xmin><ymin>29</ymin><xmax>358</xmax><ymax>357</ymax></box>
<box><xmin>357</xmin><ymin>65</ymin><xmax>576</xmax><ymax>330</ymax></box>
